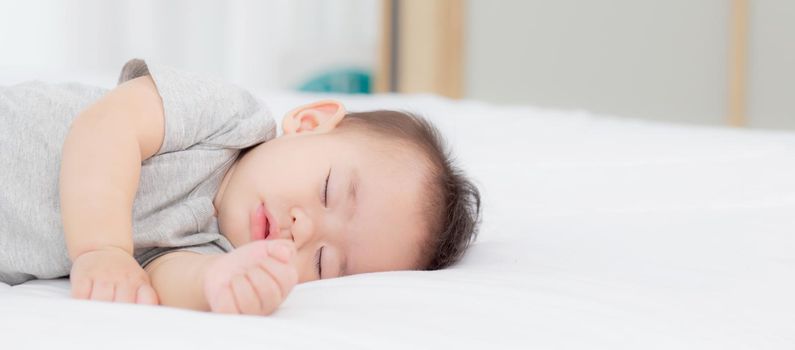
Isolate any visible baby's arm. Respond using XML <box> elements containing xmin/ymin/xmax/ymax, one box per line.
<box><xmin>60</xmin><ymin>76</ymin><xmax>165</xmax><ymax>303</ymax></box>
<box><xmin>144</xmin><ymin>240</ymin><xmax>298</xmax><ymax>315</ymax></box>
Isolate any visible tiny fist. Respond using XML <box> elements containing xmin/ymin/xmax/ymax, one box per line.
<box><xmin>136</xmin><ymin>284</ymin><xmax>160</xmax><ymax>305</ymax></box>
<box><xmin>267</xmin><ymin>240</ymin><xmax>295</xmax><ymax>263</ymax></box>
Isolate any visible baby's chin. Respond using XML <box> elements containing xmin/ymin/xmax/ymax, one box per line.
<box><xmin>224</xmin><ymin>231</ymin><xmax>249</xmax><ymax>249</ymax></box>
<box><xmin>215</xmin><ymin>215</ymin><xmax>248</xmax><ymax>248</ymax></box>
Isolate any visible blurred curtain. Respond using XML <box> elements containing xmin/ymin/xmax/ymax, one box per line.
<box><xmin>0</xmin><ymin>0</ymin><xmax>379</xmax><ymax>90</ymax></box>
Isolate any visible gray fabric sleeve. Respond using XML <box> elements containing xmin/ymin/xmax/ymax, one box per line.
<box><xmin>117</xmin><ymin>58</ymin><xmax>273</xmax><ymax>156</ymax></box>
<box><xmin>136</xmin><ymin>242</ymin><xmax>227</xmax><ymax>269</ymax></box>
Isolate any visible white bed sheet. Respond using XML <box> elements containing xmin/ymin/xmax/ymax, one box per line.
<box><xmin>1</xmin><ymin>90</ymin><xmax>794</xmax><ymax>349</ymax></box>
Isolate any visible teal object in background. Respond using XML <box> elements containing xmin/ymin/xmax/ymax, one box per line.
<box><xmin>298</xmin><ymin>68</ymin><xmax>372</xmax><ymax>94</ymax></box>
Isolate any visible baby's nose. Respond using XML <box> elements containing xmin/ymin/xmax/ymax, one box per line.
<box><xmin>288</xmin><ymin>207</ymin><xmax>315</xmax><ymax>247</ymax></box>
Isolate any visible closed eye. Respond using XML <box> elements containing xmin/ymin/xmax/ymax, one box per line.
<box><xmin>322</xmin><ymin>168</ymin><xmax>331</xmax><ymax>207</ymax></box>
<box><xmin>315</xmin><ymin>246</ymin><xmax>323</xmax><ymax>279</ymax></box>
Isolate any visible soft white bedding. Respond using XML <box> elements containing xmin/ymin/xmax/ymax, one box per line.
<box><xmin>2</xmin><ymin>90</ymin><xmax>794</xmax><ymax>349</ymax></box>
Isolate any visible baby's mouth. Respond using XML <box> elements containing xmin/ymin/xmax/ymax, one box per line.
<box><xmin>257</xmin><ymin>200</ymin><xmax>280</xmax><ymax>241</ymax></box>
<box><xmin>251</xmin><ymin>202</ymin><xmax>272</xmax><ymax>241</ymax></box>
<box><xmin>264</xmin><ymin>217</ymin><xmax>270</xmax><ymax>239</ymax></box>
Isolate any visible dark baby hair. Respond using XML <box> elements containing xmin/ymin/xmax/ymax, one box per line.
<box><xmin>337</xmin><ymin>110</ymin><xmax>482</xmax><ymax>270</ymax></box>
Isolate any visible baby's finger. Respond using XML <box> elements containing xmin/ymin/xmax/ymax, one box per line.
<box><xmin>71</xmin><ymin>278</ymin><xmax>92</xmax><ymax>299</ymax></box>
<box><xmin>89</xmin><ymin>280</ymin><xmax>115</xmax><ymax>302</ymax></box>
<box><xmin>267</xmin><ymin>240</ymin><xmax>296</xmax><ymax>264</ymax></box>
<box><xmin>246</xmin><ymin>266</ymin><xmax>283</xmax><ymax>314</ymax></box>
<box><xmin>114</xmin><ymin>283</ymin><xmax>137</xmax><ymax>303</ymax></box>
<box><xmin>259</xmin><ymin>257</ymin><xmax>299</xmax><ymax>299</ymax></box>
<box><xmin>231</xmin><ymin>275</ymin><xmax>261</xmax><ymax>315</ymax></box>
<box><xmin>212</xmin><ymin>285</ymin><xmax>240</xmax><ymax>314</ymax></box>
<box><xmin>135</xmin><ymin>284</ymin><xmax>159</xmax><ymax>305</ymax></box>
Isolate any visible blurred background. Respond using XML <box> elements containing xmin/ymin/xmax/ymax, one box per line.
<box><xmin>0</xmin><ymin>0</ymin><xmax>792</xmax><ymax>130</ymax></box>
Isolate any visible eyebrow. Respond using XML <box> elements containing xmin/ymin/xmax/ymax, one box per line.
<box><xmin>341</xmin><ymin>167</ymin><xmax>358</xmax><ymax>277</ymax></box>
<box><xmin>348</xmin><ymin>168</ymin><xmax>359</xmax><ymax>220</ymax></box>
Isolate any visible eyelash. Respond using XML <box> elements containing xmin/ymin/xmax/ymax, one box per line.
<box><xmin>317</xmin><ymin>168</ymin><xmax>330</xmax><ymax>279</ymax></box>
<box><xmin>322</xmin><ymin>168</ymin><xmax>331</xmax><ymax>207</ymax></box>
<box><xmin>315</xmin><ymin>246</ymin><xmax>323</xmax><ymax>279</ymax></box>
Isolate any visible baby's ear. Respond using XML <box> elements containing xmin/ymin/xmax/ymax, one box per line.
<box><xmin>282</xmin><ymin>100</ymin><xmax>346</xmax><ymax>135</ymax></box>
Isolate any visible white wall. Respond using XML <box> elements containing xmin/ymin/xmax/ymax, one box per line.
<box><xmin>748</xmin><ymin>0</ymin><xmax>795</xmax><ymax>130</ymax></box>
<box><xmin>465</xmin><ymin>0</ymin><xmax>794</xmax><ymax>130</ymax></box>
<box><xmin>0</xmin><ymin>0</ymin><xmax>379</xmax><ymax>91</ymax></box>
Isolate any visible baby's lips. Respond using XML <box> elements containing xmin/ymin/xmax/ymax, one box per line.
<box><xmin>267</xmin><ymin>239</ymin><xmax>295</xmax><ymax>263</ymax></box>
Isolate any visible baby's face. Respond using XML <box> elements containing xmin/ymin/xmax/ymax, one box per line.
<box><xmin>213</xmin><ymin>128</ymin><xmax>429</xmax><ymax>283</ymax></box>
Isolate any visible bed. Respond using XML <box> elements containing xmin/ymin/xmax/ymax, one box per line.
<box><xmin>2</xmin><ymin>89</ymin><xmax>794</xmax><ymax>349</ymax></box>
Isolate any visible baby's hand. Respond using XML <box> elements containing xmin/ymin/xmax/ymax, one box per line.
<box><xmin>69</xmin><ymin>247</ymin><xmax>159</xmax><ymax>305</ymax></box>
<box><xmin>203</xmin><ymin>240</ymin><xmax>298</xmax><ymax>316</ymax></box>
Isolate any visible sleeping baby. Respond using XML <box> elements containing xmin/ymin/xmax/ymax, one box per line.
<box><xmin>0</xmin><ymin>59</ymin><xmax>481</xmax><ymax>315</ymax></box>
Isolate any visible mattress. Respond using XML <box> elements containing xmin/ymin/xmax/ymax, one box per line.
<box><xmin>2</xmin><ymin>90</ymin><xmax>794</xmax><ymax>349</ymax></box>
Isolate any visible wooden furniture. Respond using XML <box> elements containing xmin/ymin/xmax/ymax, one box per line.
<box><xmin>376</xmin><ymin>0</ymin><xmax>464</xmax><ymax>99</ymax></box>
<box><xmin>379</xmin><ymin>0</ymin><xmax>752</xmax><ymax>127</ymax></box>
